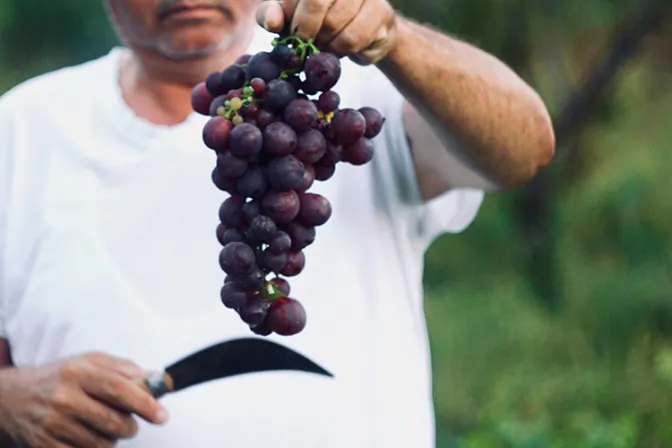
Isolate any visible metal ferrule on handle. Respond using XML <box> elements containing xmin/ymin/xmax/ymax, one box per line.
<box><xmin>142</xmin><ymin>371</ymin><xmax>174</xmax><ymax>399</ymax></box>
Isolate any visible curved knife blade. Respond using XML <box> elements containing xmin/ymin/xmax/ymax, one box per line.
<box><xmin>141</xmin><ymin>338</ymin><xmax>333</xmax><ymax>398</ymax></box>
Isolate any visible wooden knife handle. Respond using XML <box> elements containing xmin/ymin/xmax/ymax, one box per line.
<box><xmin>134</xmin><ymin>371</ymin><xmax>174</xmax><ymax>400</ymax></box>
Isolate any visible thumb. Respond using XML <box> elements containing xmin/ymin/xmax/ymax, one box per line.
<box><xmin>256</xmin><ymin>1</ymin><xmax>286</xmax><ymax>33</ymax></box>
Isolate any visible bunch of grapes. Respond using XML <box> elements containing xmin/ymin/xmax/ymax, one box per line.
<box><xmin>190</xmin><ymin>33</ymin><xmax>385</xmax><ymax>336</ymax></box>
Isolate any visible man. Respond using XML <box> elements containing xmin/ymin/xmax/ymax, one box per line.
<box><xmin>0</xmin><ymin>0</ymin><xmax>554</xmax><ymax>446</ymax></box>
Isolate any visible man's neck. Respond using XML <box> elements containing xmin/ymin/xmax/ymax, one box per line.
<box><xmin>119</xmin><ymin>36</ymin><xmax>253</xmax><ymax>126</ymax></box>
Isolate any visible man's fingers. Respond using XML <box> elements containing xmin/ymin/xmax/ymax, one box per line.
<box><xmin>71</xmin><ymin>394</ymin><xmax>138</xmax><ymax>440</ymax></box>
<box><xmin>315</xmin><ymin>0</ymin><xmax>364</xmax><ymax>46</ymax></box>
<box><xmin>80</xmin><ymin>369</ymin><xmax>168</xmax><ymax>425</ymax></box>
<box><xmin>82</xmin><ymin>352</ymin><xmax>143</xmax><ymax>380</ymax></box>
<box><xmin>290</xmin><ymin>0</ymin><xmax>333</xmax><ymax>40</ymax></box>
<box><xmin>256</xmin><ymin>1</ymin><xmax>286</xmax><ymax>33</ymax></box>
<box><xmin>46</xmin><ymin>415</ymin><xmax>114</xmax><ymax>448</ymax></box>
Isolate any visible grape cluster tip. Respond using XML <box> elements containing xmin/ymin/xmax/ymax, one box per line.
<box><xmin>191</xmin><ymin>33</ymin><xmax>385</xmax><ymax>336</ymax></box>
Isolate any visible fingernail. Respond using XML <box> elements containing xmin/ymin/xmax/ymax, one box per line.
<box><xmin>156</xmin><ymin>407</ymin><xmax>170</xmax><ymax>424</ymax></box>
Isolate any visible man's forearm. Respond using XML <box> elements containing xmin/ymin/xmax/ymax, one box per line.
<box><xmin>376</xmin><ymin>16</ymin><xmax>555</xmax><ymax>189</ymax></box>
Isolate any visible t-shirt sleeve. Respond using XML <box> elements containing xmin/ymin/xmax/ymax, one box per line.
<box><xmin>358</xmin><ymin>66</ymin><xmax>484</xmax><ymax>249</ymax></box>
<box><xmin>0</xmin><ymin>95</ymin><xmax>14</xmax><ymax>339</ymax></box>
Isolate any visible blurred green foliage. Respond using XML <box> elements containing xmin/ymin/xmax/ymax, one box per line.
<box><xmin>1</xmin><ymin>0</ymin><xmax>670</xmax><ymax>446</ymax></box>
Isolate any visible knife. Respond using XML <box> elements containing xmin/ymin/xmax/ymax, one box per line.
<box><xmin>136</xmin><ymin>337</ymin><xmax>333</xmax><ymax>399</ymax></box>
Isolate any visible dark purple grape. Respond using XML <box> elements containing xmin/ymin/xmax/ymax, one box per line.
<box><xmin>227</xmin><ymin>89</ymin><xmax>243</xmax><ymax>100</ymax></box>
<box><xmin>280</xmin><ymin>251</ymin><xmax>305</xmax><ymax>277</ymax></box>
<box><xmin>229</xmin><ymin>122</ymin><xmax>263</xmax><ymax>158</ymax></box>
<box><xmin>286</xmin><ymin>54</ymin><xmax>303</xmax><ymax>71</ymax></box>
<box><xmin>220</xmin><ymin>65</ymin><xmax>247</xmax><ymax>92</ymax></box>
<box><xmin>250</xmin><ymin>78</ymin><xmax>266</xmax><ymax>97</ymax></box>
<box><xmin>318</xmin><ymin>141</ymin><xmax>344</xmax><ymax>165</ymax></box>
<box><xmin>317</xmin><ymin>91</ymin><xmax>340</xmax><ymax>113</ymax></box>
<box><xmin>268</xmin><ymin>231</ymin><xmax>292</xmax><ymax>254</ymax></box>
<box><xmin>212</xmin><ymin>167</ymin><xmax>237</xmax><ymax>193</ymax></box>
<box><xmin>294</xmin><ymin>130</ymin><xmax>327</xmax><ymax>164</ymax></box>
<box><xmin>262</xmin><ymin>122</ymin><xmax>297</xmax><ymax>156</ymax></box>
<box><xmin>218</xmin><ymin>196</ymin><xmax>244</xmax><ymax>228</ymax></box>
<box><xmin>266</xmin><ymin>155</ymin><xmax>306</xmax><ymax>190</ymax></box>
<box><xmin>358</xmin><ymin>107</ymin><xmax>385</xmax><ymax>138</ymax></box>
<box><xmin>238</xmin><ymin>295</ymin><xmax>270</xmax><ymax>326</ymax></box>
<box><xmin>304</xmin><ymin>53</ymin><xmax>341</xmax><ymax>92</ymax></box>
<box><xmin>241</xmin><ymin>200</ymin><xmax>263</xmax><ymax>224</ymax></box>
<box><xmin>250</xmin><ymin>318</ymin><xmax>273</xmax><ymax>336</ymax></box>
<box><xmin>331</xmin><ymin>108</ymin><xmax>366</xmax><ymax>145</ymax></box>
<box><xmin>242</xmin><ymin>102</ymin><xmax>260</xmax><ymax>119</ymax></box>
<box><xmin>238</xmin><ymin>268</ymin><xmax>266</xmax><ymax>290</ymax></box>
<box><xmin>221</xmin><ymin>228</ymin><xmax>245</xmax><ymax>245</ymax></box>
<box><xmin>246</xmin><ymin>215</ymin><xmax>277</xmax><ymax>244</ymax></box>
<box><xmin>209</xmin><ymin>95</ymin><xmax>228</xmax><ymax>117</ymax></box>
<box><xmin>296</xmin><ymin>164</ymin><xmax>315</xmax><ymax>192</ymax></box>
<box><xmin>258</xmin><ymin>249</ymin><xmax>288</xmax><ymax>273</ymax></box>
<box><xmin>269</xmin><ymin>277</ymin><xmax>291</xmax><ymax>296</ymax></box>
<box><xmin>297</xmin><ymin>193</ymin><xmax>332</xmax><ymax>227</ymax></box>
<box><xmin>219</xmin><ymin>242</ymin><xmax>256</xmax><ymax>277</ymax></box>
<box><xmin>246</xmin><ymin>52</ymin><xmax>281</xmax><ymax>82</ymax></box>
<box><xmin>217</xmin><ymin>151</ymin><xmax>248</xmax><ymax>178</ymax></box>
<box><xmin>270</xmin><ymin>44</ymin><xmax>294</xmax><ymax>67</ymax></box>
<box><xmin>264</xmin><ymin>79</ymin><xmax>298</xmax><ymax>112</ymax></box>
<box><xmin>191</xmin><ymin>82</ymin><xmax>214</xmax><ymax>116</ymax></box>
<box><xmin>267</xmin><ymin>297</ymin><xmax>306</xmax><ymax>336</ymax></box>
<box><xmin>203</xmin><ymin>117</ymin><xmax>232</xmax><ymax>151</ymax></box>
<box><xmin>236</xmin><ymin>54</ymin><xmax>252</xmax><ymax>65</ymax></box>
<box><xmin>205</xmin><ymin>71</ymin><xmax>226</xmax><ymax>97</ymax></box>
<box><xmin>344</xmin><ymin>137</ymin><xmax>374</xmax><ymax>165</ymax></box>
<box><xmin>284</xmin><ymin>99</ymin><xmax>318</xmax><ymax>132</ymax></box>
<box><xmin>314</xmin><ymin>163</ymin><xmax>336</xmax><ymax>181</ymax></box>
<box><xmin>286</xmin><ymin>75</ymin><xmax>302</xmax><ymax>92</ymax></box>
<box><xmin>301</xmin><ymin>79</ymin><xmax>319</xmax><ymax>96</ymax></box>
<box><xmin>220</xmin><ymin>282</ymin><xmax>248</xmax><ymax>309</ymax></box>
<box><xmin>216</xmin><ymin>223</ymin><xmax>226</xmax><ymax>245</ymax></box>
<box><xmin>236</xmin><ymin>166</ymin><xmax>268</xmax><ymax>199</ymax></box>
<box><xmin>262</xmin><ymin>190</ymin><xmax>300</xmax><ymax>224</ymax></box>
<box><xmin>284</xmin><ymin>221</ymin><xmax>316</xmax><ymax>251</ymax></box>
<box><xmin>257</xmin><ymin>109</ymin><xmax>275</xmax><ymax>128</ymax></box>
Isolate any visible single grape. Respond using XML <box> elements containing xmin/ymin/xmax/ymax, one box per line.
<box><xmin>250</xmin><ymin>318</ymin><xmax>273</xmax><ymax>336</ymax></box>
<box><xmin>284</xmin><ymin>221</ymin><xmax>316</xmax><ymax>251</ymax></box>
<box><xmin>317</xmin><ymin>141</ymin><xmax>344</xmax><ymax>166</ymax></box>
<box><xmin>219</xmin><ymin>242</ymin><xmax>256</xmax><ymax>277</ymax></box>
<box><xmin>266</xmin><ymin>155</ymin><xmax>306</xmax><ymax>190</ymax></box>
<box><xmin>268</xmin><ymin>231</ymin><xmax>292</xmax><ymax>254</ymax></box>
<box><xmin>221</xmin><ymin>228</ymin><xmax>245</xmax><ymax>246</ymax></box>
<box><xmin>294</xmin><ymin>129</ymin><xmax>327</xmax><ymax>164</ymax></box>
<box><xmin>191</xmin><ymin>82</ymin><xmax>214</xmax><ymax>116</ymax></box>
<box><xmin>267</xmin><ymin>297</ymin><xmax>306</xmax><ymax>336</ymax></box>
<box><xmin>216</xmin><ymin>223</ymin><xmax>226</xmax><ymax>245</ymax></box>
<box><xmin>205</xmin><ymin>71</ymin><xmax>226</xmax><ymax>97</ymax></box>
<box><xmin>304</xmin><ymin>52</ymin><xmax>341</xmax><ymax>92</ymax></box>
<box><xmin>270</xmin><ymin>44</ymin><xmax>294</xmax><ymax>67</ymax></box>
<box><xmin>229</xmin><ymin>97</ymin><xmax>243</xmax><ymax>111</ymax></box>
<box><xmin>236</xmin><ymin>166</ymin><xmax>268</xmax><ymax>199</ymax></box>
<box><xmin>280</xmin><ymin>251</ymin><xmax>305</xmax><ymax>276</ymax></box>
<box><xmin>257</xmin><ymin>109</ymin><xmax>275</xmax><ymax>128</ymax></box>
<box><xmin>331</xmin><ymin>108</ymin><xmax>366</xmax><ymax>145</ymax></box>
<box><xmin>261</xmin><ymin>190</ymin><xmax>300</xmax><ymax>224</ymax></box>
<box><xmin>241</xmin><ymin>102</ymin><xmax>260</xmax><ymax>119</ymax></box>
<box><xmin>301</xmin><ymin>79</ymin><xmax>319</xmax><ymax>96</ymax></box>
<box><xmin>232</xmin><ymin>115</ymin><xmax>244</xmax><ymax>126</ymax></box>
<box><xmin>246</xmin><ymin>52</ymin><xmax>281</xmax><ymax>82</ymax></box>
<box><xmin>262</xmin><ymin>122</ymin><xmax>297</xmax><ymax>156</ymax></box>
<box><xmin>220</xmin><ymin>282</ymin><xmax>248</xmax><ymax>309</ymax></box>
<box><xmin>264</xmin><ymin>79</ymin><xmax>298</xmax><ymax>112</ymax></box>
<box><xmin>217</xmin><ymin>151</ymin><xmax>249</xmax><ymax>179</ymax></box>
<box><xmin>358</xmin><ymin>107</ymin><xmax>385</xmax><ymax>138</ymax></box>
<box><xmin>246</xmin><ymin>215</ymin><xmax>277</xmax><ymax>244</ymax></box>
<box><xmin>241</xmin><ymin>200</ymin><xmax>263</xmax><ymax>224</ymax></box>
<box><xmin>317</xmin><ymin>91</ymin><xmax>340</xmax><ymax>113</ymax></box>
<box><xmin>238</xmin><ymin>295</ymin><xmax>270</xmax><ymax>326</ymax></box>
<box><xmin>235</xmin><ymin>54</ymin><xmax>252</xmax><ymax>65</ymax></box>
<box><xmin>286</xmin><ymin>54</ymin><xmax>303</xmax><ymax>71</ymax></box>
<box><xmin>344</xmin><ymin>137</ymin><xmax>374</xmax><ymax>165</ymax></box>
<box><xmin>226</xmin><ymin>89</ymin><xmax>243</xmax><ymax>100</ymax></box>
<box><xmin>258</xmin><ymin>249</ymin><xmax>289</xmax><ymax>273</ymax></box>
<box><xmin>297</xmin><ymin>193</ymin><xmax>332</xmax><ymax>227</ymax></box>
<box><xmin>250</xmin><ymin>78</ymin><xmax>266</xmax><ymax>97</ymax></box>
<box><xmin>218</xmin><ymin>195</ymin><xmax>244</xmax><ymax>228</ymax></box>
<box><xmin>229</xmin><ymin>122</ymin><xmax>263</xmax><ymax>158</ymax></box>
<box><xmin>212</xmin><ymin>167</ymin><xmax>237</xmax><ymax>193</ymax></box>
<box><xmin>269</xmin><ymin>277</ymin><xmax>291</xmax><ymax>296</ymax></box>
<box><xmin>209</xmin><ymin>95</ymin><xmax>228</xmax><ymax>117</ymax></box>
<box><xmin>313</xmin><ymin>163</ymin><xmax>336</xmax><ymax>181</ymax></box>
<box><xmin>284</xmin><ymin>99</ymin><xmax>318</xmax><ymax>132</ymax></box>
<box><xmin>296</xmin><ymin>163</ymin><xmax>315</xmax><ymax>192</ymax></box>
<box><xmin>220</xmin><ymin>65</ymin><xmax>247</xmax><ymax>92</ymax></box>
<box><xmin>237</xmin><ymin>268</ymin><xmax>267</xmax><ymax>290</ymax></box>
<box><xmin>286</xmin><ymin>75</ymin><xmax>302</xmax><ymax>92</ymax></box>
<box><xmin>202</xmin><ymin>117</ymin><xmax>232</xmax><ymax>151</ymax></box>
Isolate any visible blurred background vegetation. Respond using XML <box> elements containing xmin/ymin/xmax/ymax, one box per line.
<box><xmin>1</xmin><ymin>0</ymin><xmax>671</xmax><ymax>446</ymax></box>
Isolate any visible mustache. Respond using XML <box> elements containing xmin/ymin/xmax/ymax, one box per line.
<box><xmin>156</xmin><ymin>0</ymin><xmax>232</xmax><ymax>19</ymax></box>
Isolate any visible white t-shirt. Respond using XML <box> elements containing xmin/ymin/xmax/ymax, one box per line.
<box><xmin>0</xmin><ymin>27</ymin><xmax>483</xmax><ymax>447</ymax></box>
